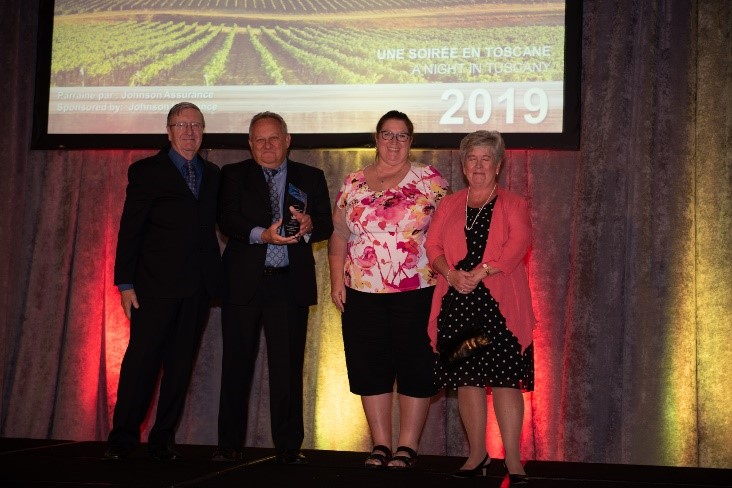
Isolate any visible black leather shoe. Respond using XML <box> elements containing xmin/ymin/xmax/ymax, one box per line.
<box><xmin>452</xmin><ymin>454</ymin><xmax>490</xmax><ymax>478</ymax></box>
<box><xmin>508</xmin><ymin>473</ymin><xmax>530</xmax><ymax>485</ymax></box>
<box><xmin>150</xmin><ymin>445</ymin><xmax>183</xmax><ymax>461</ymax></box>
<box><xmin>103</xmin><ymin>446</ymin><xmax>128</xmax><ymax>461</ymax></box>
<box><xmin>278</xmin><ymin>450</ymin><xmax>308</xmax><ymax>465</ymax></box>
<box><xmin>211</xmin><ymin>448</ymin><xmax>245</xmax><ymax>462</ymax></box>
<box><xmin>504</xmin><ymin>462</ymin><xmax>530</xmax><ymax>485</ymax></box>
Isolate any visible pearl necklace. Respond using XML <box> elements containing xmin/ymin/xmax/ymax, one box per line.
<box><xmin>465</xmin><ymin>183</ymin><xmax>497</xmax><ymax>231</ymax></box>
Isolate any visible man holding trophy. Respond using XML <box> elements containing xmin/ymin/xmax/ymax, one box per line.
<box><xmin>214</xmin><ymin>112</ymin><xmax>333</xmax><ymax>464</ymax></box>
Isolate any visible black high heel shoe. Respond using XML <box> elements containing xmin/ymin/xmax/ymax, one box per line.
<box><xmin>508</xmin><ymin>473</ymin><xmax>529</xmax><ymax>485</ymax></box>
<box><xmin>452</xmin><ymin>454</ymin><xmax>490</xmax><ymax>478</ymax></box>
<box><xmin>504</xmin><ymin>462</ymin><xmax>530</xmax><ymax>485</ymax></box>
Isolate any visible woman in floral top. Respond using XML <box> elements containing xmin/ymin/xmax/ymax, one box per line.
<box><xmin>328</xmin><ymin>110</ymin><xmax>448</xmax><ymax>469</ymax></box>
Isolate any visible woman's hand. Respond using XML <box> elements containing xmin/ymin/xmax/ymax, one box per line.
<box><xmin>327</xmin><ymin>223</ymin><xmax>348</xmax><ymax>313</ymax></box>
<box><xmin>331</xmin><ymin>282</ymin><xmax>346</xmax><ymax>312</ymax></box>
<box><xmin>449</xmin><ymin>269</ymin><xmax>482</xmax><ymax>294</ymax></box>
<box><xmin>449</xmin><ymin>265</ymin><xmax>497</xmax><ymax>294</ymax></box>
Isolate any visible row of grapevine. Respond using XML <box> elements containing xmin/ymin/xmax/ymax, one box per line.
<box><xmin>247</xmin><ymin>25</ymin><xmax>286</xmax><ymax>84</ymax></box>
<box><xmin>55</xmin><ymin>0</ymin><xmax>490</xmax><ymax>15</ymax></box>
<box><xmin>51</xmin><ymin>20</ymin><xmax>564</xmax><ymax>86</ymax></box>
<box><xmin>202</xmin><ymin>25</ymin><xmax>238</xmax><ymax>85</ymax></box>
<box><xmin>53</xmin><ymin>21</ymin><xmax>206</xmax><ymax>78</ymax></box>
<box><xmin>294</xmin><ymin>25</ymin><xmax>563</xmax><ymax>83</ymax></box>
<box><xmin>275</xmin><ymin>26</ymin><xmax>421</xmax><ymax>84</ymax></box>
<box><xmin>129</xmin><ymin>23</ymin><xmax>224</xmax><ymax>85</ymax></box>
<box><xmin>257</xmin><ymin>26</ymin><xmax>375</xmax><ymax>84</ymax></box>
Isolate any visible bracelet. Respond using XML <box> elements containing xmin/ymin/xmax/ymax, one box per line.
<box><xmin>481</xmin><ymin>263</ymin><xmax>490</xmax><ymax>276</ymax></box>
<box><xmin>446</xmin><ymin>269</ymin><xmax>456</xmax><ymax>287</ymax></box>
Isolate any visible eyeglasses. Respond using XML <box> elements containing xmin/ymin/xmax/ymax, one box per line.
<box><xmin>168</xmin><ymin>122</ymin><xmax>204</xmax><ymax>131</ymax></box>
<box><xmin>379</xmin><ymin>130</ymin><xmax>411</xmax><ymax>142</ymax></box>
<box><xmin>251</xmin><ymin>135</ymin><xmax>283</xmax><ymax>146</ymax></box>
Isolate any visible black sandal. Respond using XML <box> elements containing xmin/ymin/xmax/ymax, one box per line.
<box><xmin>364</xmin><ymin>445</ymin><xmax>392</xmax><ymax>469</ymax></box>
<box><xmin>388</xmin><ymin>445</ymin><xmax>417</xmax><ymax>469</ymax></box>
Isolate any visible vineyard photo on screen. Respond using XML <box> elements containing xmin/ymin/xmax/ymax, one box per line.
<box><xmin>46</xmin><ymin>0</ymin><xmax>568</xmax><ymax>139</ymax></box>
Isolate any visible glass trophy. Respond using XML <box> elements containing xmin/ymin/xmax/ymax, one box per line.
<box><xmin>283</xmin><ymin>183</ymin><xmax>308</xmax><ymax>237</ymax></box>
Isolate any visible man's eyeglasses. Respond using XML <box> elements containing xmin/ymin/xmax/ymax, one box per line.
<box><xmin>168</xmin><ymin>122</ymin><xmax>204</xmax><ymax>131</ymax></box>
<box><xmin>252</xmin><ymin>136</ymin><xmax>282</xmax><ymax>147</ymax></box>
<box><xmin>379</xmin><ymin>130</ymin><xmax>411</xmax><ymax>142</ymax></box>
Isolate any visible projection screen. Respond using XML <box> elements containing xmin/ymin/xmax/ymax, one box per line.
<box><xmin>32</xmin><ymin>0</ymin><xmax>581</xmax><ymax>149</ymax></box>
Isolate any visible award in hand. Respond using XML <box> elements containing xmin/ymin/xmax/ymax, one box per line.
<box><xmin>283</xmin><ymin>183</ymin><xmax>308</xmax><ymax>237</ymax></box>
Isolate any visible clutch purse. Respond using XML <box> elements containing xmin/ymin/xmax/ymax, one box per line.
<box><xmin>439</xmin><ymin>326</ymin><xmax>491</xmax><ymax>368</ymax></box>
<box><xmin>437</xmin><ymin>290</ymin><xmax>492</xmax><ymax>367</ymax></box>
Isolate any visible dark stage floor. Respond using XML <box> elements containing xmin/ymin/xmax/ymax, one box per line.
<box><xmin>0</xmin><ymin>438</ymin><xmax>729</xmax><ymax>488</ymax></box>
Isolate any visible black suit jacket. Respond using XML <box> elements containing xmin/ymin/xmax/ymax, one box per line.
<box><xmin>218</xmin><ymin>158</ymin><xmax>333</xmax><ymax>306</ymax></box>
<box><xmin>114</xmin><ymin>148</ymin><xmax>222</xmax><ymax>298</ymax></box>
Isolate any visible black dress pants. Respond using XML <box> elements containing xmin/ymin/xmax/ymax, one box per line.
<box><xmin>217</xmin><ymin>273</ymin><xmax>308</xmax><ymax>453</ymax></box>
<box><xmin>108</xmin><ymin>290</ymin><xmax>209</xmax><ymax>450</ymax></box>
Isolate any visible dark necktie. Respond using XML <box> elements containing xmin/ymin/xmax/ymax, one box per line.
<box><xmin>264</xmin><ymin>168</ymin><xmax>285</xmax><ymax>267</ymax></box>
<box><xmin>184</xmin><ymin>160</ymin><xmax>197</xmax><ymax>198</ymax></box>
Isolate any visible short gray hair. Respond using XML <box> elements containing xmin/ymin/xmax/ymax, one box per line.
<box><xmin>459</xmin><ymin>130</ymin><xmax>505</xmax><ymax>165</ymax></box>
<box><xmin>249</xmin><ymin>111</ymin><xmax>289</xmax><ymax>135</ymax></box>
<box><xmin>167</xmin><ymin>102</ymin><xmax>205</xmax><ymax>127</ymax></box>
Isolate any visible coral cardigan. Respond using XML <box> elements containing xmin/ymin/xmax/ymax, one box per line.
<box><xmin>425</xmin><ymin>186</ymin><xmax>536</xmax><ymax>352</ymax></box>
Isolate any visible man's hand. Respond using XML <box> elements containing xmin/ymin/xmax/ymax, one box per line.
<box><xmin>263</xmin><ymin>219</ymin><xmax>298</xmax><ymax>245</ymax></box>
<box><xmin>120</xmin><ymin>288</ymin><xmax>139</xmax><ymax>320</ymax></box>
<box><xmin>289</xmin><ymin>206</ymin><xmax>313</xmax><ymax>239</ymax></box>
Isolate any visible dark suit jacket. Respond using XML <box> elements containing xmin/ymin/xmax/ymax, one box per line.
<box><xmin>114</xmin><ymin>148</ymin><xmax>221</xmax><ymax>299</ymax></box>
<box><xmin>218</xmin><ymin>158</ymin><xmax>333</xmax><ymax>306</ymax></box>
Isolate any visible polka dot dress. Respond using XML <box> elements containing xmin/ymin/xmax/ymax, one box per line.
<box><xmin>436</xmin><ymin>198</ymin><xmax>534</xmax><ymax>391</ymax></box>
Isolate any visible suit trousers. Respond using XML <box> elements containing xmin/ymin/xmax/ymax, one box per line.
<box><xmin>217</xmin><ymin>272</ymin><xmax>308</xmax><ymax>453</ymax></box>
<box><xmin>108</xmin><ymin>290</ymin><xmax>210</xmax><ymax>450</ymax></box>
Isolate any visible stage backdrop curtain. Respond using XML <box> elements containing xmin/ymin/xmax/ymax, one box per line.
<box><xmin>0</xmin><ymin>0</ymin><xmax>729</xmax><ymax>468</ymax></box>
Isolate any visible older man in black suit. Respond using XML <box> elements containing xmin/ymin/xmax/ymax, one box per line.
<box><xmin>105</xmin><ymin>102</ymin><xmax>221</xmax><ymax>461</ymax></box>
<box><xmin>213</xmin><ymin>112</ymin><xmax>333</xmax><ymax>464</ymax></box>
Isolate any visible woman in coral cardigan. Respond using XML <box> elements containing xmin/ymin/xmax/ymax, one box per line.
<box><xmin>425</xmin><ymin>130</ymin><xmax>535</xmax><ymax>486</ymax></box>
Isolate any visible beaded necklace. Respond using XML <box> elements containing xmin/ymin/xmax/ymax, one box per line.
<box><xmin>465</xmin><ymin>183</ymin><xmax>497</xmax><ymax>231</ymax></box>
<box><xmin>373</xmin><ymin>161</ymin><xmax>408</xmax><ymax>185</ymax></box>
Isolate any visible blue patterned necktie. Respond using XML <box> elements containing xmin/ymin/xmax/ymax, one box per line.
<box><xmin>264</xmin><ymin>168</ymin><xmax>285</xmax><ymax>267</ymax></box>
<box><xmin>184</xmin><ymin>160</ymin><xmax>197</xmax><ymax>198</ymax></box>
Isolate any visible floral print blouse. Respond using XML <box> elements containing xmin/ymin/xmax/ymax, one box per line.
<box><xmin>336</xmin><ymin>162</ymin><xmax>448</xmax><ymax>293</ymax></box>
